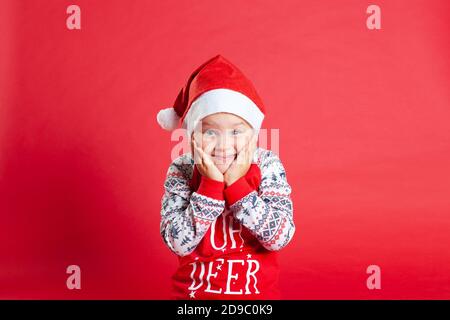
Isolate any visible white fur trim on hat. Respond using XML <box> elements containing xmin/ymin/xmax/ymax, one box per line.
<box><xmin>157</xmin><ymin>107</ymin><xmax>180</xmax><ymax>131</ymax></box>
<box><xmin>183</xmin><ymin>88</ymin><xmax>264</xmax><ymax>136</ymax></box>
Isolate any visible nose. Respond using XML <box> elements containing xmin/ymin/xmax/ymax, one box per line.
<box><xmin>213</xmin><ymin>133</ymin><xmax>235</xmax><ymax>156</ymax></box>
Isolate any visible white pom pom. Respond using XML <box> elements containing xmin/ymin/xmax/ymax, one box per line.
<box><xmin>156</xmin><ymin>107</ymin><xmax>180</xmax><ymax>131</ymax></box>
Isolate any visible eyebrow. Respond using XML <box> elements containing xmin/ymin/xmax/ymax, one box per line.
<box><xmin>202</xmin><ymin>120</ymin><xmax>246</xmax><ymax>127</ymax></box>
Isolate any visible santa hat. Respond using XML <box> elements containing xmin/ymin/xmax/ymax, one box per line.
<box><xmin>156</xmin><ymin>54</ymin><xmax>266</xmax><ymax>137</ymax></box>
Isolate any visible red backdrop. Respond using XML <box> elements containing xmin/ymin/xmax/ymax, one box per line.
<box><xmin>1</xmin><ymin>0</ymin><xmax>449</xmax><ymax>299</ymax></box>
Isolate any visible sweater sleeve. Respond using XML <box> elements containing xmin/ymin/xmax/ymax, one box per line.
<box><xmin>223</xmin><ymin>150</ymin><xmax>295</xmax><ymax>251</ymax></box>
<box><xmin>160</xmin><ymin>157</ymin><xmax>226</xmax><ymax>257</ymax></box>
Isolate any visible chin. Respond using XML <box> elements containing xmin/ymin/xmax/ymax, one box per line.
<box><xmin>215</xmin><ymin>162</ymin><xmax>232</xmax><ymax>174</ymax></box>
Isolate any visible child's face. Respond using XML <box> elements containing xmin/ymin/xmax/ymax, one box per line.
<box><xmin>191</xmin><ymin>112</ymin><xmax>254</xmax><ymax>174</ymax></box>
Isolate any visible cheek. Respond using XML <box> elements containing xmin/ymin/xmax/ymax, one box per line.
<box><xmin>201</xmin><ymin>136</ymin><xmax>216</xmax><ymax>149</ymax></box>
<box><xmin>235</xmin><ymin>134</ymin><xmax>251</xmax><ymax>151</ymax></box>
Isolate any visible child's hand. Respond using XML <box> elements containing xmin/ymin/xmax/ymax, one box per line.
<box><xmin>224</xmin><ymin>134</ymin><xmax>258</xmax><ymax>187</ymax></box>
<box><xmin>191</xmin><ymin>136</ymin><xmax>224</xmax><ymax>182</ymax></box>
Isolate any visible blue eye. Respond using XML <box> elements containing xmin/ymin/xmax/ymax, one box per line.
<box><xmin>232</xmin><ymin>129</ymin><xmax>242</xmax><ymax>135</ymax></box>
<box><xmin>204</xmin><ymin>129</ymin><xmax>217</xmax><ymax>136</ymax></box>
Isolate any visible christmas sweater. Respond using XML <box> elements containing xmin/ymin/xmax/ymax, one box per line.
<box><xmin>160</xmin><ymin>147</ymin><xmax>295</xmax><ymax>300</ymax></box>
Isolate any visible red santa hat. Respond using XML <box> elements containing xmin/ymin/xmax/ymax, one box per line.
<box><xmin>156</xmin><ymin>54</ymin><xmax>266</xmax><ymax>137</ymax></box>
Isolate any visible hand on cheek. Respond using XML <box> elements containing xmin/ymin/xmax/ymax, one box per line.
<box><xmin>191</xmin><ymin>134</ymin><xmax>224</xmax><ymax>182</ymax></box>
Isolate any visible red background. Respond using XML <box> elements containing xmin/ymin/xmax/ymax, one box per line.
<box><xmin>1</xmin><ymin>0</ymin><xmax>449</xmax><ymax>299</ymax></box>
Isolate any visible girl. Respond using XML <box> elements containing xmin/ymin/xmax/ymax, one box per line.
<box><xmin>157</xmin><ymin>54</ymin><xmax>295</xmax><ymax>299</ymax></box>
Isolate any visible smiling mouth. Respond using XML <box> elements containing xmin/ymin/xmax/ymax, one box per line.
<box><xmin>213</xmin><ymin>155</ymin><xmax>235</xmax><ymax>161</ymax></box>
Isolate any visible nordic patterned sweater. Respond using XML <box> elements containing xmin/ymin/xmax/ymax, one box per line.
<box><xmin>160</xmin><ymin>147</ymin><xmax>295</xmax><ymax>300</ymax></box>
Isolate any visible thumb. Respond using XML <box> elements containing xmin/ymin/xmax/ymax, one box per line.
<box><xmin>203</xmin><ymin>140</ymin><xmax>216</xmax><ymax>156</ymax></box>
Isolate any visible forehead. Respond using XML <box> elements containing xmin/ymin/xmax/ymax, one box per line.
<box><xmin>200</xmin><ymin>112</ymin><xmax>251</xmax><ymax>128</ymax></box>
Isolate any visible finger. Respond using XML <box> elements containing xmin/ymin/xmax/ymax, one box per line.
<box><xmin>193</xmin><ymin>133</ymin><xmax>203</xmax><ymax>150</ymax></box>
<box><xmin>203</xmin><ymin>151</ymin><xmax>215</xmax><ymax>167</ymax></box>
<box><xmin>248</xmin><ymin>134</ymin><xmax>258</xmax><ymax>162</ymax></box>
<box><xmin>236</xmin><ymin>143</ymin><xmax>247</xmax><ymax>165</ymax></box>
<box><xmin>203</xmin><ymin>139</ymin><xmax>216</xmax><ymax>157</ymax></box>
<box><xmin>198</xmin><ymin>143</ymin><xmax>217</xmax><ymax>169</ymax></box>
<box><xmin>192</xmin><ymin>140</ymin><xmax>204</xmax><ymax>165</ymax></box>
<box><xmin>201</xmin><ymin>143</ymin><xmax>217</xmax><ymax>168</ymax></box>
<box><xmin>246</xmin><ymin>134</ymin><xmax>257</xmax><ymax>163</ymax></box>
<box><xmin>240</xmin><ymin>135</ymin><xmax>253</xmax><ymax>164</ymax></box>
<box><xmin>251</xmin><ymin>132</ymin><xmax>258</xmax><ymax>146</ymax></box>
<box><xmin>190</xmin><ymin>138</ymin><xmax>197</xmax><ymax>160</ymax></box>
<box><xmin>225</xmin><ymin>157</ymin><xmax>237</xmax><ymax>173</ymax></box>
